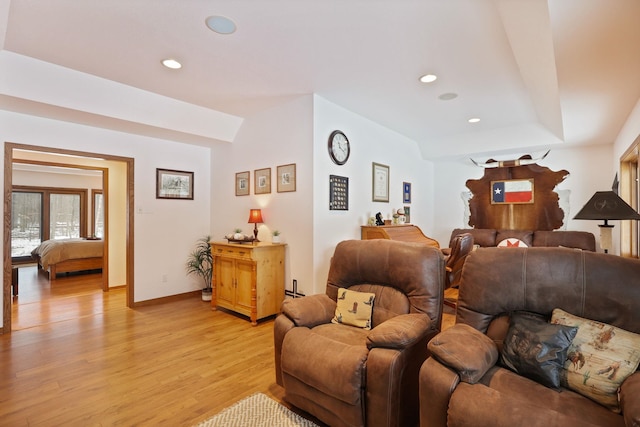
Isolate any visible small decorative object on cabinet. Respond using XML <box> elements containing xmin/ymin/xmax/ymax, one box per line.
<box><xmin>272</xmin><ymin>230</ymin><xmax>281</xmax><ymax>243</ymax></box>
<box><xmin>210</xmin><ymin>241</ymin><xmax>286</xmax><ymax>325</ymax></box>
<box><xmin>185</xmin><ymin>235</ymin><xmax>213</xmax><ymax>301</ymax></box>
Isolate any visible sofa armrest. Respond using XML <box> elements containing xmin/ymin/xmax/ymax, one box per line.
<box><xmin>367</xmin><ymin>313</ymin><xmax>433</xmax><ymax>350</ymax></box>
<box><xmin>280</xmin><ymin>294</ymin><xmax>336</xmax><ymax>328</ymax></box>
<box><xmin>427</xmin><ymin>323</ymin><xmax>498</xmax><ymax>384</ymax></box>
<box><xmin>620</xmin><ymin>371</ymin><xmax>640</xmax><ymax>426</ymax></box>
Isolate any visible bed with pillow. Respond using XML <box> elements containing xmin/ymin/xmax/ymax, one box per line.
<box><xmin>31</xmin><ymin>238</ymin><xmax>104</xmax><ymax>281</ymax></box>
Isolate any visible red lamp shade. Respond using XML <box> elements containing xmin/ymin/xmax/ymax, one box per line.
<box><xmin>248</xmin><ymin>209</ymin><xmax>264</xmax><ymax>241</ymax></box>
<box><xmin>248</xmin><ymin>209</ymin><xmax>264</xmax><ymax>224</ymax></box>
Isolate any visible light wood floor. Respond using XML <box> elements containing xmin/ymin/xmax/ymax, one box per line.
<box><xmin>3</xmin><ymin>266</ymin><xmax>455</xmax><ymax>426</ymax></box>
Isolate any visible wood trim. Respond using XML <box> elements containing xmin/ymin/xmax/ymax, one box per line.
<box><xmin>3</xmin><ymin>142</ymin><xmax>135</xmax><ymax>334</ymax></box>
<box><xmin>620</xmin><ymin>135</ymin><xmax>640</xmax><ymax>257</ymax></box>
<box><xmin>132</xmin><ymin>290</ymin><xmax>200</xmax><ymax>308</ymax></box>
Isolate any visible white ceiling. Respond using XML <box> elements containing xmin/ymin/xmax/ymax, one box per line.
<box><xmin>2</xmin><ymin>0</ymin><xmax>640</xmax><ymax>160</ymax></box>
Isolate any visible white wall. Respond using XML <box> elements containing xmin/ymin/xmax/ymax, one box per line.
<box><xmin>431</xmin><ymin>144</ymin><xmax>614</xmax><ymax>252</ymax></box>
<box><xmin>0</xmin><ymin>110</ymin><xmax>212</xmax><ymax>316</ymax></box>
<box><xmin>211</xmin><ymin>95</ymin><xmax>314</xmax><ymax>296</ymax></box>
<box><xmin>312</xmin><ymin>95</ymin><xmax>435</xmax><ymax>294</ymax></box>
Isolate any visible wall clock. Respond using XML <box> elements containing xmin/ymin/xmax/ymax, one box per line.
<box><xmin>328</xmin><ymin>130</ymin><xmax>351</xmax><ymax>165</ymax></box>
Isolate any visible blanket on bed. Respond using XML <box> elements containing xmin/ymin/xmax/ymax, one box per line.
<box><xmin>31</xmin><ymin>238</ymin><xmax>104</xmax><ymax>270</ymax></box>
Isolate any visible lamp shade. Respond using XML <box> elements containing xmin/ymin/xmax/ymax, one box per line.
<box><xmin>573</xmin><ymin>191</ymin><xmax>640</xmax><ymax>221</ymax></box>
<box><xmin>248</xmin><ymin>209</ymin><xmax>264</xmax><ymax>224</ymax></box>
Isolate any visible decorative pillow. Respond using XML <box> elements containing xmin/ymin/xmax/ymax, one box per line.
<box><xmin>500</xmin><ymin>312</ymin><xmax>577</xmax><ymax>389</ymax></box>
<box><xmin>497</xmin><ymin>238</ymin><xmax>528</xmax><ymax>248</ymax></box>
<box><xmin>331</xmin><ymin>288</ymin><xmax>375</xmax><ymax>330</ymax></box>
<box><xmin>551</xmin><ymin>308</ymin><xmax>640</xmax><ymax>413</ymax></box>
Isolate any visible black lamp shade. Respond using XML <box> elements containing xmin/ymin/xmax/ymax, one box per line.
<box><xmin>573</xmin><ymin>191</ymin><xmax>640</xmax><ymax>221</ymax></box>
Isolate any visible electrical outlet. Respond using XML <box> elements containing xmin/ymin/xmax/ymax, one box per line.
<box><xmin>161</xmin><ymin>274</ymin><xmax>168</xmax><ymax>283</ymax></box>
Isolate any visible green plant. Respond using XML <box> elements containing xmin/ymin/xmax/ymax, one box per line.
<box><xmin>272</xmin><ymin>230</ymin><xmax>280</xmax><ymax>236</ymax></box>
<box><xmin>186</xmin><ymin>235</ymin><xmax>213</xmax><ymax>291</ymax></box>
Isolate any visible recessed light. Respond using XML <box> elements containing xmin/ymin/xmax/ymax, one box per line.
<box><xmin>419</xmin><ymin>74</ymin><xmax>437</xmax><ymax>83</ymax></box>
<box><xmin>206</xmin><ymin>15</ymin><xmax>237</xmax><ymax>34</ymax></box>
<box><xmin>162</xmin><ymin>59</ymin><xmax>182</xmax><ymax>69</ymax></box>
<box><xmin>468</xmin><ymin>117</ymin><xmax>481</xmax><ymax>123</ymax></box>
<box><xmin>438</xmin><ymin>93</ymin><xmax>458</xmax><ymax>101</ymax></box>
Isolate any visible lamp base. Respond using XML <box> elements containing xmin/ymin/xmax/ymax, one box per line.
<box><xmin>253</xmin><ymin>224</ymin><xmax>260</xmax><ymax>242</ymax></box>
<box><xmin>598</xmin><ymin>224</ymin><xmax>613</xmax><ymax>254</ymax></box>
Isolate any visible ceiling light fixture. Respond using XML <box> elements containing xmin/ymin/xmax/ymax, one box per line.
<box><xmin>438</xmin><ymin>93</ymin><xmax>458</xmax><ymax>101</ymax></box>
<box><xmin>162</xmin><ymin>59</ymin><xmax>182</xmax><ymax>69</ymax></box>
<box><xmin>419</xmin><ymin>74</ymin><xmax>437</xmax><ymax>83</ymax></box>
<box><xmin>206</xmin><ymin>15</ymin><xmax>237</xmax><ymax>34</ymax></box>
<box><xmin>468</xmin><ymin>118</ymin><xmax>481</xmax><ymax>123</ymax></box>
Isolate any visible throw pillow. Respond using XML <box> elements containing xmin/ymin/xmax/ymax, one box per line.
<box><xmin>331</xmin><ymin>288</ymin><xmax>375</xmax><ymax>330</ymax></box>
<box><xmin>551</xmin><ymin>308</ymin><xmax>640</xmax><ymax>413</ymax></box>
<box><xmin>497</xmin><ymin>238</ymin><xmax>528</xmax><ymax>248</ymax></box>
<box><xmin>500</xmin><ymin>312</ymin><xmax>577</xmax><ymax>389</ymax></box>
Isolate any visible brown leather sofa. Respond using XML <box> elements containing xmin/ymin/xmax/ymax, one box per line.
<box><xmin>449</xmin><ymin>228</ymin><xmax>596</xmax><ymax>251</ymax></box>
<box><xmin>274</xmin><ymin>239</ymin><xmax>445</xmax><ymax>427</ymax></box>
<box><xmin>419</xmin><ymin>247</ymin><xmax>640</xmax><ymax>427</ymax></box>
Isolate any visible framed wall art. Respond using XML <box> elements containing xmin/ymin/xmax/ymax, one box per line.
<box><xmin>235</xmin><ymin>171</ymin><xmax>250</xmax><ymax>196</ymax></box>
<box><xmin>403</xmin><ymin>182</ymin><xmax>412</xmax><ymax>203</ymax></box>
<box><xmin>277</xmin><ymin>163</ymin><xmax>296</xmax><ymax>193</ymax></box>
<box><xmin>491</xmin><ymin>179</ymin><xmax>534</xmax><ymax>204</ymax></box>
<box><xmin>254</xmin><ymin>167</ymin><xmax>271</xmax><ymax>194</ymax></box>
<box><xmin>156</xmin><ymin>168</ymin><xmax>194</xmax><ymax>200</ymax></box>
<box><xmin>329</xmin><ymin>175</ymin><xmax>349</xmax><ymax>210</ymax></box>
<box><xmin>372</xmin><ymin>162</ymin><xmax>389</xmax><ymax>202</ymax></box>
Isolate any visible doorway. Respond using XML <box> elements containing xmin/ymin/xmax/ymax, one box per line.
<box><xmin>3</xmin><ymin>142</ymin><xmax>135</xmax><ymax>333</ymax></box>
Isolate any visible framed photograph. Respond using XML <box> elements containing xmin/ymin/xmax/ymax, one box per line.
<box><xmin>403</xmin><ymin>182</ymin><xmax>412</xmax><ymax>204</ymax></box>
<box><xmin>372</xmin><ymin>162</ymin><xmax>389</xmax><ymax>202</ymax></box>
<box><xmin>277</xmin><ymin>163</ymin><xmax>296</xmax><ymax>193</ymax></box>
<box><xmin>156</xmin><ymin>168</ymin><xmax>194</xmax><ymax>200</ymax></box>
<box><xmin>254</xmin><ymin>167</ymin><xmax>271</xmax><ymax>194</ymax></box>
<box><xmin>235</xmin><ymin>171</ymin><xmax>250</xmax><ymax>196</ymax></box>
<box><xmin>403</xmin><ymin>206</ymin><xmax>411</xmax><ymax>223</ymax></box>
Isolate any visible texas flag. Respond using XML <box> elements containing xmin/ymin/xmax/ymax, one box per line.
<box><xmin>492</xmin><ymin>180</ymin><xmax>533</xmax><ymax>203</ymax></box>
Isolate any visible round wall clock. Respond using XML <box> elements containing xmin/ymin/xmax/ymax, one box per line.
<box><xmin>328</xmin><ymin>130</ymin><xmax>351</xmax><ymax>165</ymax></box>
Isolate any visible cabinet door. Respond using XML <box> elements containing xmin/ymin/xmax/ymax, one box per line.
<box><xmin>216</xmin><ymin>257</ymin><xmax>236</xmax><ymax>305</ymax></box>
<box><xmin>234</xmin><ymin>259</ymin><xmax>255</xmax><ymax>311</ymax></box>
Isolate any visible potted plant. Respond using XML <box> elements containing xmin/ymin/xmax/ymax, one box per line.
<box><xmin>272</xmin><ymin>230</ymin><xmax>281</xmax><ymax>243</ymax></box>
<box><xmin>186</xmin><ymin>235</ymin><xmax>213</xmax><ymax>301</ymax></box>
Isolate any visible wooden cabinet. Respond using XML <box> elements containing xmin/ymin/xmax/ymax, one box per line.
<box><xmin>210</xmin><ymin>241</ymin><xmax>286</xmax><ymax>325</ymax></box>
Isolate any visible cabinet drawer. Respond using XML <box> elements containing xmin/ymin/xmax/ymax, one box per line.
<box><xmin>211</xmin><ymin>244</ymin><xmax>252</xmax><ymax>259</ymax></box>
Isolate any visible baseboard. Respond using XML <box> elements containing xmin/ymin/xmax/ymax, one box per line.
<box><xmin>133</xmin><ymin>290</ymin><xmax>201</xmax><ymax>307</ymax></box>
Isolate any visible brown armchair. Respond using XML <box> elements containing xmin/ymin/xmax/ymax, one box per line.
<box><xmin>274</xmin><ymin>239</ymin><xmax>445</xmax><ymax>427</ymax></box>
<box><xmin>420</xmin><ymin>247</ymin><xmax>640</xmax><ymax>427</ymax></box>
<box><xmin>444</xmin><ymin>232</ymin><xmax>473</xmax><ymax>289</ymax></box>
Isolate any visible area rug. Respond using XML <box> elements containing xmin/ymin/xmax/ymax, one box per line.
<box><xmin>195</xmin><ymin>392</ymin><xmax>320</xmax><ymax>427</ymax></box>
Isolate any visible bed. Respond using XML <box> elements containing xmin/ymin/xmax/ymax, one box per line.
<box><xmin>31</xmin><ymin>238</ymin><xmax>104</xmax><ymax>281</ymax></box>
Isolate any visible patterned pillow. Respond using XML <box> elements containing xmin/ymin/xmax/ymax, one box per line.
<box><xmin>497</xmin><ymin>238</ymin><xmax>528</xmax><ymax>248</ymax></box>
<box><xmin>331</xmin><ymin>288</ymin><xmax>375</xmax><ymax>330</ymax></box>
<box><xmin>551</xmin><ymin>308</ymin><xmax>640</xmax><ymax>413</ymax></box>
<box><xmin>500</xmin><ymin>312</ymin><xmax>577</xmax><ymax>389</ymax></box>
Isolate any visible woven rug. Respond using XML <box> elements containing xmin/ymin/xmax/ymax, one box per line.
<box><xmin>195</xmin><ymin>393</ymin><xmax>320</xmax><ymax>427</ymax></box>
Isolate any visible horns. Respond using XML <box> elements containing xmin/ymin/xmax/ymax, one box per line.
<box><xmin>470</xmin><ymin>150</ymin><xmax>550</xmax><ymax>168</ymax></box>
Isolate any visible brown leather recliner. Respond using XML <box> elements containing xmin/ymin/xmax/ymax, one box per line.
<box><xmin>419</xmin><ymin>247</ymin><xmax>640</xmax><ymax>427</ymax></box>
<box><xmin>444</xmin><ymin>232</ymin><xmax>474</xmax><ymax>289</ymax></box>
<box><xmin>274</xmin><ymin>239</ymin><xmax>445</xmax><ymax>427</ymax></box>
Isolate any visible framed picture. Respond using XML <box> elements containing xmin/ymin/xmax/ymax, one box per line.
<box><xmin>403</xmin><ymin>182</ymin><xmax>412</xmax><ymax>203</ymax></box>
<box><xmin>277</xmin><ymin>163</ymin><xmax>296</xmax><ymax>193</ymax></box>
<box><xmin>235</xmin><ymin>171</ymin><xmax>250</xmax><ymax>196</ymax></box>
<box><xmin>491</xmin><ymin>179</ymin><xmax>534</xmax><ymax>204</ymax></box>
<box><xmin>372</xmin><ymin>162</ymin><xmax>389</xmax><ymax>202</ymax></box>
<box><xmin>156</xmin><ymin>168</ymin><xmax>194</xmax><ymax>200</ymax></box>
<box><xmin>254</xmin><ymin>167</ymin><xmax>271</xmax><ymax>194</ymax></box>
<box><xmin>329</xmin><ymin>175</ymin><xmax>349</xmax><ymax>210</ymax></box>
<box><xmin>403</xmin><ymin>206</ymin><xmax>411</xmax><ymax>223</ymax></box>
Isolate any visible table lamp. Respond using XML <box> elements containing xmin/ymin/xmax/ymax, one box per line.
<box><xmin>573</xmin><ymin>191</ymin><xmax>640</xmax><ymax>253</ymax></box>
<box><xmin>248</xmin><ymin>209</ymin><xmax>264</xmax><ymax>242</ymax></box>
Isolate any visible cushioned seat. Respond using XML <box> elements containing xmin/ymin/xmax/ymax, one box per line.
<box><xmin>275</xmin><ymin>239</ymin><xmax>445</xmax><ymax>427</ymax></box>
